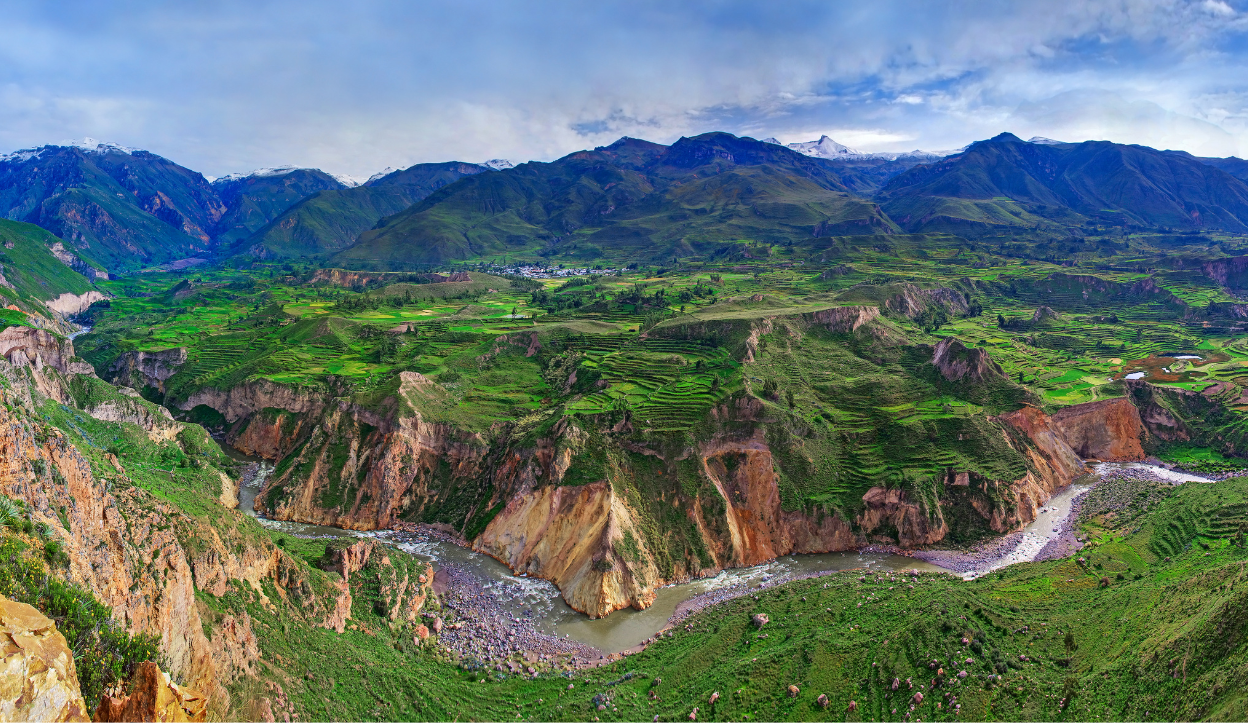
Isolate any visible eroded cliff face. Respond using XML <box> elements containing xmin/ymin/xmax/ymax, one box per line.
<box><xmin>474</xmin><ymin>481</ymin><xmax>659</xmax><ymax>618</ymax></box>
<box><xmin>44</xmin><ymin>290</ymin><xmax>109</xmax><ymax>317</ymax></box>
<box><xmin>0</xmin><ymin>326</ymin><xmax>94</xmax><ymax>376</ymax></box>
<box><xmin>1050</xmin><ymin>397</ymin><xmax>1146</xmax><ymax>461</ymax></box>
<box><xmin>180</xmin><ymin>378</ymin><xmax>324</xmax><ymax>424</ymax></box>
<box><xmin>106</xmin><ymin>348</ymin><xmax>187</xmax><ymax>394</ymax></box>
<box><xmin>0</xmin><ymin>360</ymin><xmax>355</xmax><ymax>717</ymax></box>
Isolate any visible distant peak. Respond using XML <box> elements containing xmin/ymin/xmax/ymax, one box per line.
<box><xmin>481</xmin><ymin>159</ymin><xmax>514</xmax><ymax>171</ymax></box>
<box><xmin>987</xmin><ymin>132</ymin><xmax>1024</xmax><ymax>143</ymax></box>
<box><xmin>58</xmin><ymin>137</ymin><xmax>138</xmax><ymax>154</ymax></box>
<box><xmin>1</xmin><ymin>137</ymin><xmax>140</xmax><ymax>163</ymax></box>
<box><xmin>213</xmin><ymin>166</ymin><xmax>299</xmax><ymax>184</ymax></box>
<box><xmin>365</xmin><ymin>167</ymin><xmax>397</xmax><ymax>184</ymax></box>
<box><xmin>761</xmin><ymin>137</ymin><xmax>782</xmax><ymax>145</ymax></box>
<box><xmin>787</xmin><ymin>135</ymin><xmax>861</xmax><ymax>158</ymax></box>
<box><xmin>330</xmin><ymin>173</ymin><xmax>362</xmax><ymax>188</ymax></box>
<box><xmin>783</xmin><ymin>134</ymin><xmax>955</xmax><ymax>162</ymax></box>
<box><xmin>1027</xmin><ymin>136</ymin><xmax>1065</xmax><ymax>145</ymax></box>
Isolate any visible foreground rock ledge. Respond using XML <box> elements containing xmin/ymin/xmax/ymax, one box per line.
<box><xmin>0</xmin><ymin>596</ymin><xmax>90</xmax><ymax>722</ymax></box>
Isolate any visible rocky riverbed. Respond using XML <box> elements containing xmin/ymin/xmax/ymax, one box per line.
<box><xmin>432</xmin><ymin>564</ymin><xmax>602</xmax><ymax>675</ymax></box>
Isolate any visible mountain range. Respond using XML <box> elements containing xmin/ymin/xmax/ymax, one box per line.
<box><xmin>5</xmin><ymin>130</ymin><xmax>1248</xmax><ymax>274</ymax></box>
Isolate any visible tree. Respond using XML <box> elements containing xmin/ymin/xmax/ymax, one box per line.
<box><xmin>997</xmin><ymin>314</ymin><xmax>1007</xmax><ymax>328</ymax></box>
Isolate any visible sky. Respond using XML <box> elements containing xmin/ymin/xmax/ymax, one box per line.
<box><xmin>3</xmin><ymin>0</ymin><xmax>1248</xmax><ymax>179</ymax></box>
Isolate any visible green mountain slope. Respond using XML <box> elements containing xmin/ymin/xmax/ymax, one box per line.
<box><xmin>210</xmin><ymin>168</ymin><xmax>347</xmax><ymax>244</ymax></box>
<box><xmin>880</xmin><ymin>133</ymin><xmax>1248</xmax><ymax>234</ymax></box>
<box><xmin>333</xmin><ymin>133</ymin><xmax>896</xmax><ymax>269</ymax></box>
<box><xmin>0</xmin><ymin>143</ymin><xmax>224</xmax><ymax>272</ymax></box>
<box><xmin>0</xmin><ymin>219</ymin><xmax>98</xmax><ymax>315</ymax></box>
<box><xmin>236</xmin><ymin>162</ymin><xmax>489</xmax><ymax>259</ymax></box>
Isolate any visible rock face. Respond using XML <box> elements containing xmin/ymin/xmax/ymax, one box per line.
<box><xmin>0</xmin><ymin>361</ymin><xmax>329</xmax><ymax>716</ymax></box>
<box><xmin>44</xmin><ymin>291</ymin><xmax>109</xmax><ymax>317</ymax></box>
<box><xmin>179</xmin><ymin>379</ymin><xmax>324</xmax><ymax>425</ymax></box>
<box><xmin>0</xmin><ymin>326</ymin><xmax>92</xmax><ymax>376</ymax></box>
<box><xmin>932</xmin><ymin>337</ymin><xmax>1004</xmax><ymax>383</ymax></box>
<box><xmin>0</xmin><ymin>596</ymin><xmax>90</xmax><ymax>722</ymax></box>
<box><xmin>883</xmin><ymin>284</ymin><xmax>970</xmax><ymax>319</ymax></box>
<box><xmin>105</xmin><ymin>348</ymin><xmax>187</xmax><ymax>394</ymax></box>
<box><xmin>92</xmin><ymin>662</ymin><xmax>207</xmax><ymax>722</ymax></box>
<box><xmin>1050</xmin><ymin>397</ymin><xmax>1146</xmax><ymax>461</ymax></box>
<box><xmin>474</xmin><ymin>481</ymin><xmax>657</xmax><ymax>618</ymax></box>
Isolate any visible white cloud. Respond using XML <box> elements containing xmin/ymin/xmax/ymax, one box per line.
<box><xmin>2</xmin><ymin>0</ymin><xmax>1248</xmax><ymax>174</ymax></box>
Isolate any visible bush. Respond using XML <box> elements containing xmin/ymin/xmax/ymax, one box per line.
<box><xmin>0</xmin><ymin>534</ymin><xmax>156</xmax><ymax>709</ymax></box>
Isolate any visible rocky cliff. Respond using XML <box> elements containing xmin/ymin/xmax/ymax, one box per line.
<box><xmin>932</xmin><ymin>337</ymin><xmax>1005</xmax><ymax>383</ymax></box>
<box><xmin>0</xmin><ymin>597</ymin><xmax>90</xmax><ymax>722</ymax></box>
<box><xmin>44</xmin><ymin>290</ymin><xmax>109</xmax><ymax>317</ymax></box>
<box><xmin>0</xmin><ymin>358</ymin><xmax>352</xmax><ymax>717</ymax></box>
<box><xmin>93</xmin><ymin>662</ymin><xmax>207</xmax><ymax>723</ymax></box>
<box><xmin>105</xmin><ymin>347</ymin><xmax>187</xmax><ymax>394</ymax></box>
<box><xmin>0</xmin><ymin>326</ymin><xmax>94</xmax><ymax>376</ymax></box>
<box><xmin>1050</xmin><ymin>397</ymin><xmax>1146</xmax><ymax>461</ymax></box>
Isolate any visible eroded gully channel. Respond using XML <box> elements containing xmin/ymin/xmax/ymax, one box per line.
<box><xmin>226</xmin><ymin>448</ymin><xmax>1195</xmax><ymax>655</ymax></box>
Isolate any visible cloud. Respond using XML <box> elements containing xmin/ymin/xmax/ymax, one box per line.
<box><xmin>1</xmin><ymin>0</ymin><xmax>1248</xmax><ymax>174</ymax></box>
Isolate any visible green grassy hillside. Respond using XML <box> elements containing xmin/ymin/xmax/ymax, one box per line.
<box><xmin>237</xmin><ymin>162</ymin><xmax>489</xmax><ymax>260</ymax></box>
<box><xmin>333</xmin><ymin>133</ymin><xmax>895</xmax><ymax>269</ymax></box>
<box><xmin>0</xmin><ymin>219</ymin><xmax>99</xmax><ymax>314</ymax></box>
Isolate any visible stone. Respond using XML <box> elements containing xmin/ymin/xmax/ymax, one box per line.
<box><xmin>709</xmin><ymin>692</ymin><xmax>718</xmax><ymax>704</ymax></box>
<box><xmin>788</xmin><ymin>685</ymin><xmax>799</xmax><ymax>698</ymax></box>
<box><xmin>912</xmin><ymin>692</ymin><xmax>924</xmax><ymax>705</ymax></box>
<box><xmin>816</xmin><ymin>693</ymin><xmax>829</xmax><ymax>708</ymax></box>
<box><xmin>0</xmin><ymin>597</ymin><xmax>90</xmax><ymax>722</ymax></box>
<box><xmin>848</xmin><ymin>699</ymin><xmax>857</xmax><ymax>712</ymax></box>
<box><xmin>93</xmin><ymin>661</ymin><xmax>207</xmax><ymax>722</ymax></box>
<box><xmin>752</xmin><ymin>614</ymin><xmax>769</xmax><ymax>629</ymax></box>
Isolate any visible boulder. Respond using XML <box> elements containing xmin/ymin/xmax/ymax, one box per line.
<box><xmin>0</xmin><ymin>597</ymin><xmax>90</xmax><ymax>722</ymax></box>
<box><xmin>787</xmin><ymin>685</ymin><xmax>799</xmax><ymax>698</ymax></box>
<box><xmin>92</xmin><ymin>661</ymin><xmax>206</xmax><ymax>722</ymax></box>
<box><xmin>751</xmin><ymin>614</ymin><xmax>769</xmax><ymax>629</ymax></box>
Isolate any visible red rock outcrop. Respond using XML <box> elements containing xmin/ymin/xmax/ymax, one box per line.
<box><xmin>93</xmin><ymin>662</ymin><xmax>207</xmax><ymax>722</ymax></box>
<box><xmin>1050</xmin><ymin>397</ymin><xmax>1146</xmax><ymax>461</ymax></box>
<box><xmin>932</xmin><ymin>337</ymin><xmax>1005</xmax><ymax>382</ymax></box>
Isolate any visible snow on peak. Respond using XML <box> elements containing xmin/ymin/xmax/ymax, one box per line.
<box><xmin>787</xmin><ymin>135</ymin><xmax>861</xmax><ymax>159</ymax></box>
<box><xmin>761</xmin><ymin>137</ymin><xmax>782</xmax><ymax>145</ymax></box>
<box><xmin>213</xmin><ymin>166</ymin><xmax>299</xmax><ymax>184</ymax></box>
<box><xmin>59</xmin><ymin>138</ymin><xmax>137</xmax><ymax>154</ymax></box>
<box><xmin>1027</xmin><ymin>136</ymin><xmax>1065</xmax><ymax>145</ymax></box>
<box><xmin>482</xmin><ymin>159</ymin><xmax>514</xmax><ymax>170</ymax></box>
<box><xmin>330</xmin><ymin>173</ymin><xmax>362</xmax><ymax>188</ymax></box>
<box><xmin>782</xmin><ymin>134</ymin><xmax>957</xmax><ymax>162</ymax></box>
<box><xmin>365</xmin><ymin>167</ymin><xmax>397</xmax><ymax>184</ymax></box>
<box><xmin>0</xmin><ymin>147</ymin><xmax>45</xmax><ymax>164</ymax></box>
<box><xmin>1</xmin><ymin>137</ymin><xmax>138</xmax><ymax>163</ymax></box>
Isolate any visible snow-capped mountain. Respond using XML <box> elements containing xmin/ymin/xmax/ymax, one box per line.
<box><xmin>58</xmin><ymin>137</ymin><xmax>138</xmax><ymax>155</ymax></box>
<box><xmin>365</xmin><ymin>167</ymin><xmax>397</xmax><ymax>184</ymax></box>
<box><xmin>482</xmin><ymin>159</ymin><xmax>514</xmax><ymax>170</ymax></box>
<box><xmin>1027</xmin><ymin>136</ymin><xmax>1066</xmax><ymax>145</ymax></box>
<box><xmin>788</xmin><ymin>135</ymin><xmax>862</xmax><ymax>159</ymax></box>
<box><xmin>212</xmin><ymin>166</ymin><xmax>299</xmax><ymax>184</ymax></box>
<box><xmin>0</xmin><ymin>137</ymin><xmax>138</xmax><ymax>164</ymax></box>
<box><xmin>777</xmin><ymin>134</ymin><xmax>960</xmax><ymax>162</ymax></box>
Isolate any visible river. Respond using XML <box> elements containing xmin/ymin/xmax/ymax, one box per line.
<box><xmin>229</xmin><ymin>448</ymin><xmax>1203</xmax><ymax>653</ymax></box>
<box><xmin>228</xmin><ymin>454</ymin><xmax>944</xmax><ymax>653</ymax></box>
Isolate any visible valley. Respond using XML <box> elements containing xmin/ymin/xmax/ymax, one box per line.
<box><xmin>5</xmin><ymin>130</ymin><xmax>1248</xmax><ymax>720</ymax></box>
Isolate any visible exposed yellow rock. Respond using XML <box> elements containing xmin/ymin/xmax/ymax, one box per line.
<box><xmin>0</xmin><ymin>596</ymin><xmax>90</xmax><ymax>722</ymax></box>
<box><xmin>93</xmin><ymin>661</ymin><xmax>206</xmax><ymax>722</ymax></box>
